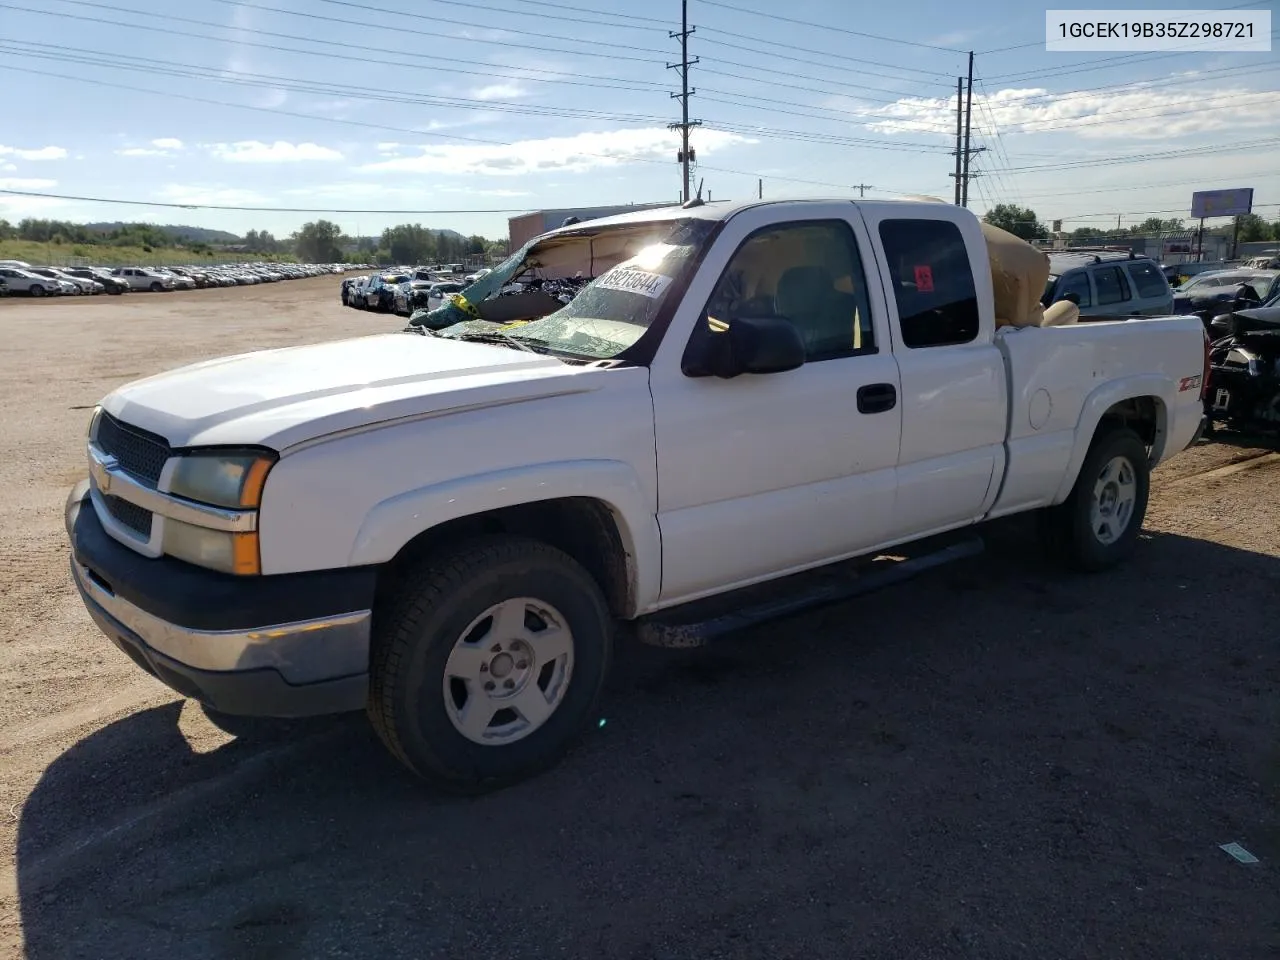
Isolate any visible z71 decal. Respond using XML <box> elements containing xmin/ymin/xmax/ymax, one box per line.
<box><xmin>1179</xmin><ymin>374</ymin><xmax>1202</xmax><ymax>392</ymax></box>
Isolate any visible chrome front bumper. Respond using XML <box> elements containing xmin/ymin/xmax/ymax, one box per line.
<box><xmin>67</xmin><ymin>484</ymin><xmax>372</xmax><ymax>717</ymax></box>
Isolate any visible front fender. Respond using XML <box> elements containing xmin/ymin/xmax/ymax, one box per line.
<box><xmin>1051</xmin><ymin>375</ymin><xmax>1171</xmax><ymax>504</ymax></box>
<box><xmin>347</xmin><ymin>459</ymin><xmax>661</xmax><ymax>614</ymax></box>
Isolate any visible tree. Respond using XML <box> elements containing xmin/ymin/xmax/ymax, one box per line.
<box><xmin>983</xmin><ymin>203</ymin><xmax>1047</xmax><ymax>241</ymax></box>
<box><xmin>1235</xmin><ymin>213</ymin><xmax>1270</xmax><ymax>243</ymax></box>
<box><xmin>291</xmin><ymin>220</ymin><xmax>344</xmax><ymax>262</ymax></box>
<box><xmin>1135</xmin><ymin>217</ymin><xmax>1184</xmax><ymax>233</ymax></box>
<box><xmin>380</xmin><ymin>223</ymin><xmax>436</xmax><ymax>265</ymax></box>
<box><xmin>0</xmin><ymin>218</ymin><xmax>13</xmax><ymax>240</ymax></box>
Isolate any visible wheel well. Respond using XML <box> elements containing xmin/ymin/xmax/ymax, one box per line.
<box><xmin>1097</xmin><ymin>396</ymin><xmax>1164</xmax><ymax>457</ymax></box>
<box><xmin>376</xmin><ymin>498</ymin><xmax>634</xmax><ymax>618</ymax></box>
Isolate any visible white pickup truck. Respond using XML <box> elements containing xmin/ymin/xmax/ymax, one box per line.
<box><xmin>66</xmin><ymin>199</ymin><xmax>1209</xmax><ymax>792</ymax></box>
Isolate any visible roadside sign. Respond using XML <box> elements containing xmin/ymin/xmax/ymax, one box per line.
<box><xmin>1191</xmin><ymin>188</ymin><xmax>1253</xmax><ymax>219</ymax></box>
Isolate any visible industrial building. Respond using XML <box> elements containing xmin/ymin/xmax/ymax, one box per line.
<box><xmin>507</xmin><ymin>202</ymin><xmax>678</xmax><ymax>250</ymax></box>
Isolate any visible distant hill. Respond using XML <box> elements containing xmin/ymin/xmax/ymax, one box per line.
<box><xmin>83</xmin><ymin>222</ymin><xmax>242</xmax><ymax>244</ymax></box>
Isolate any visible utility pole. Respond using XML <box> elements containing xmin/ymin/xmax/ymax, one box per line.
<box><xmin>758</xmin><ymin>178</ymin><xmax>762</xmax><ymax>199</ymax></box>
<box><xmin>961</xmin><ymin>51</ymin><xmax>976</xmax><ymax>207</ymax></box>
<box><xmin>852</xmin><ymin>183</ymin><xmax>872</xmax><ymax>198</ymax></box>
<box><xmin>952</xmin><ymin>76</ymin><xmax>963</xmax><ymax>205</ymax></box>
<box><xmin>668</xmin><ymin>0</ymin><xmax>701</xmax><ymax>204</ymax></box>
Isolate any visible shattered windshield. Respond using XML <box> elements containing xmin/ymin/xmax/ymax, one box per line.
<box><xmin>461</xmin><ymin>218</ymin><xmax>716</xmax><ymax>360</ymax></box>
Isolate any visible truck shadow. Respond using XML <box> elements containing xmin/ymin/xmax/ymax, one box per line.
<box><xmin>15</xmin><ymin>524</ymin><xmax>1280</xmax><ymax>959</ymax></box>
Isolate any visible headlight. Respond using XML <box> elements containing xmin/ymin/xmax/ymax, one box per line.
<box><xmin>163</xmin><ymin>452</ymin><xmax>276</xmax><ymax>576</ymax></box>
<box><xmin>163</xmin><ymin>518</ymin><xmax>260</xmax><ymax>575</ymax></box>
<box><xmin>87</xmin><ymin>405</ymin><xmax>102</xmax><ymax>440</ymax></box>
<box><xmin>168</xmin><ymin>451</ymin><xmax>274</xmax><ymax>509</ymax></box>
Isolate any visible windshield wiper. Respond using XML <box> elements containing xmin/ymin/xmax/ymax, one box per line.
<box><xmin>452</xmin><ymin>330</ymin><xmax>540</xmax><ymax>353</ymax></box>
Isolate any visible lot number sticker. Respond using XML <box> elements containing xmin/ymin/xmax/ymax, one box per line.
<box><xmin>595</xmin><ymin>267</ymin><xmax>674</xmax><ymax>299</ymax></box>
<box><xmin>914</xmin><ymin>265</ymin><xmax>934</xmax><ymax>292</ymax></box>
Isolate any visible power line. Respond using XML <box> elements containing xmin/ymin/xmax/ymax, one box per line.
<box><xmin>0</xmin><ymin>188</ymin><xmax>546</xmax><ymax>214</ymax></box>
<box><xmin>1003</xmin><ymin>137</ymin><xmax>1280</xmax><ymax>173</ymax></box>
<box><xmin>32</xmin><ymin>0</ymin><xmax>670</xmax><ymax>66</ymax></box>
<box><xmin>0</xmin><ymin>44</ymin><xmax>956</xmax><ymax>157</ymax></box>
<box><xmin>693</xmin><ymin>0</ymin><xmax>967</xmax><ymax>52</ymax></box>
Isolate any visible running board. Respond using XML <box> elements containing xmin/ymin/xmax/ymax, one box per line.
<box><xmin>634</xmin><ymin>537</ymin><xmax>985</xmax><ymax>649</ymax></box>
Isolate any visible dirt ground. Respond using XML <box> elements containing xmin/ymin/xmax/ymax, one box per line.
<box><xmin>0</xmin><ymin>279</ymin><xmax>1276</xmax><ymax>959</ymax></box>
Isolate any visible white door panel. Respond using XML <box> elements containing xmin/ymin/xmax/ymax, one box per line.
<box><xmin>649</xmin><ymin>202</ymin><xmax>903</xmax><ymax>604</ymax></box>
<box><xmin>853</xmin><ymin>203</ymin><xmax>1008</xmax><ymax>535</ymax></box>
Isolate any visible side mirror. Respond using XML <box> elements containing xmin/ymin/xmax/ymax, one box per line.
<box><xmin>705</xmin><ymin>315</ymin><xmax>806</xmax><ymax>379</ymax></box>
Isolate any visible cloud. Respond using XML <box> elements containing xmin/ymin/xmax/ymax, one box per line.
<box><xmin>470</xmin><ymin>82</ymin><xmax>527</xmax><ymax>101</ymax></box>
<box><xmin>207</xmin><ymin>140</ymin><xmax>344</xmax><ymax>162</ymax></box>
<box><xmin>862</xmin><ymin>80</ymin><xmax>1280</xmax><ymax>140</ymax></box>
<box><xmin>360</xmin><ymin>127</ymin><xmax>753</xmax><ymax>176</ymax></box>
<box><xmin>925</xmin><ymin>29</ymin><xmax>977</xmax><ymax>47</ymax></box>
<box><xmin>0</xmin><ymin>177</ymin><xmax>57</xmax><ymax>190</ymax></box>
<box><xmin>0</xmin><ymin>145</ymin><xmax>68</xmax><ymax>161</ymax></box>
<box><xmin>117</xmin><ymin>148</ymin><xmax>169</xmax><ymax>157</ymax></box>
<box><xmin>151</xmin><ymin>138</ymin><xmax>183</xmax><ymax>150</ymax></box>
<box><xmin>0</xmin><ymin>162</ymin><xmax>14</xmax><ymax>172</ymax></box>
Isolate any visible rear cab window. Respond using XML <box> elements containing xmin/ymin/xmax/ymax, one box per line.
<box><xmin>877</xmin><ymin>219</ymin><xmax>979</xmax><ymax>348</ymax></box>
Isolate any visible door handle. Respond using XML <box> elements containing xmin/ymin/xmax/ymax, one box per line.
<box><xmin>857</xmin><ymin>382</ymin><xmax>897</xmax><ymax>414</ymax></box>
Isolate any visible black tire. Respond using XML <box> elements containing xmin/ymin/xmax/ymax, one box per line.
<box><xmin>368</xmin><ymin>536</ymin><xmax>613</xmax><ymax>793</ymax></box>
<box><xmin>30</xmin><ymin>284</ymin><xmax>45</xmax><ymax>297</ymax></box>
<box><xmin>1038</xmin><ymin>426</ymin><xmax>1150</xmax><ymax>572</ymax></box>
<box><xmin>150</xmin><ymin>281</ymin><xmax>163</xmax><ymax>292</ymax></box>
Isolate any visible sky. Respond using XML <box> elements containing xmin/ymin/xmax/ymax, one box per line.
<box><xmin>0</xmin><ymin>0</ymin><xmax>1277</xmax><ymax>241</ymax></box>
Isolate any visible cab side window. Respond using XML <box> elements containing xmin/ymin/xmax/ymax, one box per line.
<box><xmin>702</xmin><ymin>220</ymin><xmax>876</xmax><ymax>361</ymax></box>
<box><xmin>877</xmin><ymin>218</ymin><xmax>979</xmax><ymax>348</ymax></box>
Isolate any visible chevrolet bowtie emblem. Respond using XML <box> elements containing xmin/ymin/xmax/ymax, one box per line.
<box><xmin>90</xmin><ymin>452</ymin><xmax>117</xmax><ymax>495</ymax></box>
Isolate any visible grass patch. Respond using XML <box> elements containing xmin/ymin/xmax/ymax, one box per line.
<box><xmin>0</xmin><ymin>239</ymin><xmax>294</xmax><ymax>268</ymax></box>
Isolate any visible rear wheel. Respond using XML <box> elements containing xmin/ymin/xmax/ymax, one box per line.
<box><xmin>367</xmin><ymin>536</ymin><xmax>613</xmax><ymax>793</ymax></box>
<box><xmin>1039</xmin><ymin>426</ymin><xmax>1150</xmax><ymax>572</ymax></box>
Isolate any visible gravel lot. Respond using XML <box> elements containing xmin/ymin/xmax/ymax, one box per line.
<box><xmin>1</xmin><ymin>279</ymin><xmax>1277</xmax><ymax>959</ymax></box>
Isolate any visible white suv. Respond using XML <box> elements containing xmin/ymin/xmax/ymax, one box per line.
<box><xmin>111</xmin><ymin>267</ymin><xmax>177</xmax><ymax>292</ymax></box>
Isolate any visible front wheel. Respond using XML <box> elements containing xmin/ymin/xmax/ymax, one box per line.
<box><xmin>29</xmin><ymin>284</ymin><xmax>45</xmax><ymax>297</ymax></box>
<box><xmin>149</xmin><ymin>282</ymin><xmax>163</xmax><ymax>292</ymax></box>
<box><xmin>1038</xmin><ymin>426</ymin><xmax>1150</xmax><ymax>572</ymax></box>
<box><xmin>368</xmin><ymin>536</ymin><xmax>613</xmax><ymax>793</ymax></box>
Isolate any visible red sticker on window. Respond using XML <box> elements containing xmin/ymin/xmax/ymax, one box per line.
<box><xmin>914</xmin><ymin>265</ymin><xmax>934</xmax><ymax>292</ymax></box>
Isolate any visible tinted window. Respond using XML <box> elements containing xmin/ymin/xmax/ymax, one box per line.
<box><xmin>1093</xmin><ymin>266</ymin><xmax>1130</xmax><ymax>305</ymax></box>
<box><xmin>1125</xmin><ymin>261</ymin><xmax>1168</xmax><ymax>298</ymax></box>
<box><xmin>1058</xmin><ymin>271</ymin><xmax>1092</xmax><ymax>307</ymax></box>
<box><xmin>703</xmin><ymin>219</ymin><xmax>875</xmax><ymax>360</ymax></box>
<box><xmin>878</xmin><ymin>218</ymin><xmax>978</xmax><ymax>348</ymax></box>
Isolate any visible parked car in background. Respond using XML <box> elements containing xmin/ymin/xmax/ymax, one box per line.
<box><xmin>392</xmin><ymin>279</ymin><xmax>434</xmax><ymax>316</ymax></box>
<box><xmin>0</xmin><ymin>276</ymin><xmax>8</xmax><ymax>297</ymax></box>
<box><xmin>152</xmin><ymin>268</ymin><xmax>196</xmax><ymax>290</ymax></box>
<box><xmin>425</xmin><ymin>280</ymin><xmax>466</xmax><ymax>311</ymax></box>
<box><xmin>0</xmin><ymin>267</ymin><xmax>64</xmax><ymax>296</ymax></box>
<box><xmin>341</xmin><ymin>274</ymin><xmax>368</xmax><ymax>306</ymax></box>
<box><xmin>363</xmin><ymin>272</ymin><xmax>411</xmax><ymax>312</ymax></box>
<box><xmin>1042</xmin><ymin>251</ymin><xmax>1174</xmax><ymax>319</ymax></box>
<box><xmin>1172</xmin><ymin>270</ymin><xmax>1280</xmax><ymax>329</ymax></box>
<box><xmin>27</xmin><ymin>268</ymin><xmax>84</xmax><ymax>295</ymax></box>
<box><xmin>347</xmin><ymin>276</ymin><xmax>371</xmax><ymax>308</ymax></box>
<box><xmin>65</xmin><ymin>268</ymin><xmax>129</xmax><ymax>294</ymax></box>
<box><xmin>52</xmin><ymin>268</ymin><xmax>104</xmax><ymax>295</ymax></box>
<box><xmin>112</xmin><ymin>267</ymin><xmax>177</xmax><ymax>291</ymax></box>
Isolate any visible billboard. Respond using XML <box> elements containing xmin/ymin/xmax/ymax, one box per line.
<box><xmin>1191</xmin><ymin>188</ymin><xmax>1253</xmax><ymax>219</ymax></box>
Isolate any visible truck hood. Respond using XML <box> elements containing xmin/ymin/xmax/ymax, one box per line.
<box><xmin>102</xmin><ymin>333</ymin><xmax>587</xmax><ymax>450</ymax></box>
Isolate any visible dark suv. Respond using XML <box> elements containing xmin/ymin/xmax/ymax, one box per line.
<box><xmin>1042</xmin><ymin>250</ymin><xmax>1174</xmax><ymax>319</ymax></box>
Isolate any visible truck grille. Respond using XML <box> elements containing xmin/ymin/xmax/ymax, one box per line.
<box><xmin>103</xmin><ymin>494</ymin><xmax>153</xmax><ymax>539</ymax></box>
<box><xmin>96</xmin><ymin>412</ymin><xmax>171</xmax><ymax>486</ymax></box>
